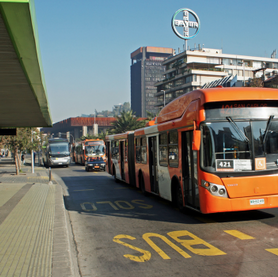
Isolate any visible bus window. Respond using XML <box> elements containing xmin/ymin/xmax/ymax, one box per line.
<box><xmin>112</xmin><ymin>141</ymin><xmax>119</xmax><ymax>160</ymax></box>
<box><xmin>159</xmin><ymin>133</ymin><xmax>168</xmax><ymax>167</ymax></box>
<box><xmin>169</xmin><ymin>130</ymin><xmax>179</xmax><ymax>168</ymax></box>
<box><xmin>136</xmin><ymin>138</ymin><xmax>141</xmax><ymax>163</ymax></box>
<box><xmin>141</xmin><ymin>137</ymin><xmax>147</xmax><ymax>164</ymax></box>
<box><xmin>201</xmin><ymin>121</ymin><xmax>253</xmax><ymax>172</ymax></box>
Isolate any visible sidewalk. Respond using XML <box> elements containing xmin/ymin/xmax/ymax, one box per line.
<box><xmin>0</xmin><ymin>157</ymin><xmax>80</xmax><ymax>277</ymax></box>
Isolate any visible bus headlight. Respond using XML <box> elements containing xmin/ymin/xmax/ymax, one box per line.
<box><xmin>211</xmin><ymin>185</ymin><xmax>218</xmax><ymax>193</ymax></box>
<box><xmin>201</xmin><ymin>180</ymin><xmax>228</xmax><ymax>198</ymax></box>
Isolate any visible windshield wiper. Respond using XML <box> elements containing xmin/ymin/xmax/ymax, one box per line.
<box><xmin>226</xmin><ymin>116</ymin><xmax>249</xmax><ymax>142</ymax></box>
<box><xmin>263</xmin><ymin>115</ymin><xmax>274</xmax><ymax>145</ymax></box>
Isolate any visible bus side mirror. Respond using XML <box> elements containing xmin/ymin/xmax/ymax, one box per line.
<box><xmin>192</xmin><ymin>130</ymin><xmax>201</xmax><ymax>151</ymax></box>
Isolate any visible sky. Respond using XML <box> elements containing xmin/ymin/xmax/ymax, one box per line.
<box><xmin>34</xmin><ymin>0</ymin><xmax>278</xmax><ymax>123</ymax></box>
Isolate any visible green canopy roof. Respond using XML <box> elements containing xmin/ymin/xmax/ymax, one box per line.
<box><xmin>0</xmin><ymin>0</ymin><xmax>52</xmax><ymax>127</ymax></box>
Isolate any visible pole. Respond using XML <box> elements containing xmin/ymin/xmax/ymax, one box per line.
<box><xmin>49</xmin><ymin>167</ymin><xmax>52</xmax><ymax>182</ymax></box>
<box><xmin>184</xmin><ymin>39</ymin><xmax>187</xmax><ymax>51</ymax></box>
<box><xmin>31</xmin><ymin>130</ymin><xmax>34</xmax><ymax>173</ymax></box>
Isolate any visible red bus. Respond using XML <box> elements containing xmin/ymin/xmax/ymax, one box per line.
<box><xmin>105</xmin><ymin>87</ymin><xmax>278</xmax><ymax>214</ymax></box>
<box><xmin>74</xmin><ymin>139</ymin><xmax>105</xmax><ymax>165</ymax></box>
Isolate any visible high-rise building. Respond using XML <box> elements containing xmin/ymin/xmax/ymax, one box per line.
<box><xmin>130</xmin><ymin>46</ymin><xmax>174</xmax><ymax>117</ymax></box>
<box><xmin>155</xmin><ymin>46</ymin><xmax>278</xmax><ymax>110</ymax></box>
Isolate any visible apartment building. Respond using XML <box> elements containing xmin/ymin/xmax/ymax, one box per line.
<box><xmin>155</xmin><ymin>47</ymin><xmax>278</xmax><ymax>109</ymax></box>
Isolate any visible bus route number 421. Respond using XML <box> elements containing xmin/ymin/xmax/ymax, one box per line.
<box><xmin>216</xmin><ymin>160</ymin><xmax>234</xmax><ymax>171</ymax></box>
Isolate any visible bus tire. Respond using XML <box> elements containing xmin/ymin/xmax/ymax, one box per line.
<box><xmin>140</xmin><ymin>173</ymin><xmax>147</xmax><ymax>195</ymax></box>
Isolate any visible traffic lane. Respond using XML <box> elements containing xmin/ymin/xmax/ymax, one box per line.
<box><xmin>59</xmin><ymin>168</ymin><xmax>200</xmax><ymax>224</ymax></box>
<box><xmin>54</xmin><ymin>166</ymin><xmax>278</xmax><ymax>276</ymax></box>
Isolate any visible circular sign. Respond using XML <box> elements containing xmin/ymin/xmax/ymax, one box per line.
<box><xmin>171</xmin><ymin>8</ymin><xmax>200</xmax><ymax>40</ymax></box>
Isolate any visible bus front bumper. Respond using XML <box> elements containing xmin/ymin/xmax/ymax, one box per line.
<box><xmin>200</xmin><ymin>188</ymin><xmax>278</xmax><ymax>214</ymax></box>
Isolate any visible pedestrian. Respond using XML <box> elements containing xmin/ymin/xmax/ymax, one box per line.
<box><xmin>21</xmin><ymin>153</ymin><xmax>25</xmax><ymax>165</ymax></box>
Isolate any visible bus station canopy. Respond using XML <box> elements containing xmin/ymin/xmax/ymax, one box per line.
<box><xmin>0</xmin><ymin>0</ymin><xmax>52</xmax><ymax>127</ymax></box>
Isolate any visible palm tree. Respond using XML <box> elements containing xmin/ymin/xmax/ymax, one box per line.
<box><xmin>110</xmin><ymin>110</ymin><xmax>146</xmax><ymax>134</ymax></box>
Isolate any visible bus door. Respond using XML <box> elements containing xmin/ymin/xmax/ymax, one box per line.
<box><xmin>148</xmin><ymin>136</ymin><xmax>159</xmax><ymax>194</ymax></box>
<box><xmin>181</xmin><ymin>131</ymin><xmax>200</xmax><ymax>210</ymax></box>
<box><xmin>120</xmin><ymin>141</ymin><xmax>125</xmax><ymax>180</ymax></box>
<box><xmin>106</xmin><ymin>142</ymin><xmax>111</xmax><ymax>174</ymax></box>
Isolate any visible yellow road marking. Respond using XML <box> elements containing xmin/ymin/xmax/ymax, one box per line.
<box><xmin>266</xmin><ymin>248</ymin><xmax>278</xmax><ymax>256</ymax></box>
<box><xmin>143</xmin><ymin>233</ymin><xmax>191</xmax><ymax>259</ymax></box>
<box><xmin>113</xmin><ymin>235</ymin><xmax>151</xmax><ymax>262</ymax></box>
<box><xmin>168</xmin><ymin>230</ymin><xmax>226</xmax><ymax>256</ymax></box>
<box><xmin>224</xmin><ymin>230</ymin><xmax>254</xmax><ymax>240</ymax></box>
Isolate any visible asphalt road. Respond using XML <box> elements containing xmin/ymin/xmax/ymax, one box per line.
<box><xmin>53</xmin><ymin>163</ymin><xmax>278</xmax><ymax>277</ymax></box>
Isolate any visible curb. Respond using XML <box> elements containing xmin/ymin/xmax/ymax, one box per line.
<box><xmin>52</xmin><ymin>172</ymin><xmax>81</xmax><ymax>277</ymax></box>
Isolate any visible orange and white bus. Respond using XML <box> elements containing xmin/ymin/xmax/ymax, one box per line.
<box><xmin>106</xmin><ymin>131</ymin><xmax>136</xmax><ymax>185</ymax></box>
<box><xmin>106</xmin><ymin>87</ymin><xmax>278</xmax><ymax>214</ymax></box>
<box><xmin>74</xmin><ymin>139</ymin><xmax>105</xmax><ymax>165</ymax></box>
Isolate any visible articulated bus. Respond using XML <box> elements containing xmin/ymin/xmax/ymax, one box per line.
<box><xmin>74</xmin><ymin>139</ymin><xmax>105</xmax><ymax>165</ymax></box>
<box><xmin>105</xmin><ymin>87</ymin><xmax>278</xmax><ymax>214</ymax></box>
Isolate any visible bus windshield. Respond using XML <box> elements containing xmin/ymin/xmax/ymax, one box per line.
<box><xmin>49</xmin><ymin>142</ymin><xmax>70</xmax><ymax>155</ymax></box>
<box><xmin>85</xmin><ymin>145</ymin><xmax>105</xmax><ymax>155</ymax></box>
<box><xmin>201</xmin><ymin>118</ymin><xmax>278</xmax><ymax>172</ymax></box>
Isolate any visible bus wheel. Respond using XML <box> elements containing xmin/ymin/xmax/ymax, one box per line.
<box><xmin>175</xmin><ymin>184</ymin><xmax>184</xmax><ymax>211</ymax></box>
<box><xmin>140</xmin><ymin>174</ymin><xmax>146</xmax><ymax>195</ymax></box>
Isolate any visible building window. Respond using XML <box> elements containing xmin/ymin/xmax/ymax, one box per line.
<box><xmin>185</xmin><ymin>76</ymin><xmax>192</xmax><ymax>83</ymax></box>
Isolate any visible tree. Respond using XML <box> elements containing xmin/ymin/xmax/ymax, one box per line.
<box><xmin>247</xmin><ymin>77</ymin><xmax>264</xmax><ymax>87</ymax></box>
<box><xmin>146</xmin><ymin>111</ymin><xmax>158</xmax><ymax>121</ymax></box>
<box><xmin>0</xmin><ymin>127</ymin><xmax>45</xmax><ymax>175</ymax></box>
<box><xmin>110</xmin><ymin>110</ymin><xmax>146</xmax><ymax>134</ymax></box>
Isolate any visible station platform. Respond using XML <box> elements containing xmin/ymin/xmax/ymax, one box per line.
<box><xmin>0</xmin><ymin>156</ymin><xmax>79</xmax><ymax>277</ymax></box>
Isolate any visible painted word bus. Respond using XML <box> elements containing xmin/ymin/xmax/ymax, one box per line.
<box><xmin>74</xmin><ymin>139</ymin><xmax>105</xmax><ymax>166</ymax></box>
<box><xmin>105</xmin><ymin>87</ymin><xmax>278</xmax><ymax>214</ymax></box>
<box><xmin>42</xmin><ymin>138</ymin><xmax>71</xmax><ymax>168</ymax></box>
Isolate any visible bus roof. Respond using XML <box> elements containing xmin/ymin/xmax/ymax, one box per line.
<box><xmin>105</xmin><ymin>131</ymin><xmax>134</xmax><ymax>141</ymax></box>
<box><xmin>156</xmin><ymin>87</ymin><xmax>278</xmax><ymax>124</ymax></box>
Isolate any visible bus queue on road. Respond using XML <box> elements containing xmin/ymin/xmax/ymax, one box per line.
<box><xmin>105</xmin><ymin>87</ymin><xmax>278</xmax><ymax>214</ymax></box>
<box><xmin>72</xmin><ymin>139</ymin><xmax>106</xmax><ymax>171</ymax></box>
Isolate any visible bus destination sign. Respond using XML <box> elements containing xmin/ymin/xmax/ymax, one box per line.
<box><xmin>205</xmin><ymin>101</ymin><xmax>278</xmax><ymax>119</ymax></box>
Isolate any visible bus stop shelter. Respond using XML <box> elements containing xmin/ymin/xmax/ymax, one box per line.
<box><xmin>0</xmin><ymin>0</ymin><xmax>52</xmax><ymax>128</ymax></box>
